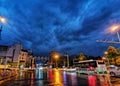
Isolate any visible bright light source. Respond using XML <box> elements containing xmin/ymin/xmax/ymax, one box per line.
<box><xmin>104</xmin><ymin>51</ymin><xmax>108</xmax><ymax>55</ymax></box>
<box><xmin>102</xmin><ymin>57</ymin><xmax>106</xmax><ymax>60</ymax></box>
<box><xmin>111</xmin><ymin>25</ymin><xmax>119</xmax><ymax>31</ymax></box>
<box><xmin>55</xmin><ymin>55</ymin><xmax>58</xmax><ymax>58</ymax></box>
<box><xmin>54</xmin><ymin>54</ymin><xmax>59</xmax><ymax>59</ymax></box>
<box><xmin>0</xmin><ymin>16</ymin><xmax>6</xmax><ymax>23</ymax></box>
<box><xmin>109</xmin><ymin>25</ymin><xmax>120</xmax><ymax>33</ymax></box>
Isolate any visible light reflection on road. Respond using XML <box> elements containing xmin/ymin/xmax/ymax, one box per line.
<box><xmin>0</xmin><ymin>69</ymin><xmax>118</xmax><ymax>86</ymax></box>
<box><xmin>98</xmin><ymin>75</ymin><xmax>111</xmax><ymax>86</ymax></box>
<box><xmin>88</xmin><ymin>75</ymin><xmax>96</xmax><ymax>86</ymax></box>
<box><xmin>69</xmin><ymin>73</ymin><xmax>78</xmax><ymax>86</ymax></box>
<box><xmin>31</xmin><ymin>73</ymin><xmax>34</xmax><ymax>86</ymax></box>
<box><xmin>35</xmin><ymin>69</ymin><xmax>43</xmax><ymax>79</ymax></box>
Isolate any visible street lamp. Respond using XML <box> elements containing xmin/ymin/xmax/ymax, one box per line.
<box><xmin>54</xmin><ymin>54</ymin><xmax>59</xmax><ymax>68</ymax></box>
<box><xmin>103</xmin><ymin>51</ymin><xmax>110</xmax><ymax>66</ymax></box>
<box><xmin>0</xmin><ymin>16</ymin><xmax>7</xmax><ymax>71</ymax></box>
<box><xmin>0</xmin><ymin>16</ymin><xmax>7</xmax><ymax>23</ymax></box>
<box><xmin>0</xmin><ymin>16</ymin><xmax>7</xmax><ymax>39</ymax></box>
<box><xmin>64</xmin><ymin>54</ymin><xmax>69</xmax><ymax>68</ymax></box>
<box><xmin>109</xmin><ymin>24</ymin><xmax>120</xmax><ymax>42</ymax></box>
<box><xmin>103</xmin><ymin>51</ymin><xmax>111</xmax><ymax>85</ymax></box>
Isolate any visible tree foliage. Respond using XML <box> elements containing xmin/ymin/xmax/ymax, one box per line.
<box><xmin>78</xmin><ymin>53</ymin><xmax>86</xmax><ymax>61</ymax></box>
<box><xmin>107</xmin><ymin>46</ymin><xmax>118</xmax><ymax>60</ymax></box>
<box><xmin>116</xmin><ymin>56</ymin><xmax>120</xmax><ymax>66</ymax></box>
<box><xmin>106</xmin><ymin>46</ymin><xmax>118</xmax><ymax>65</ymax></box>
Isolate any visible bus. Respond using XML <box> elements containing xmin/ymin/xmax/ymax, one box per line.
<box><xmin>74</xmin><ymin>60</ymin><xmax>107</xmax><ymax>75</ymax></box>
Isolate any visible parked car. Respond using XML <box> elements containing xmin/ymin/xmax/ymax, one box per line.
<box><xmin>108</xmin><ymin>65</ymin><xmax>120</xmax><ymax>76</ymax></box>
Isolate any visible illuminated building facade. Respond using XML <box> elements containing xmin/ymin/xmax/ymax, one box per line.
<box><xmin>17</xmin><ymin>49</ymin><xmax>33</xmax><ymax>68</ymax></box>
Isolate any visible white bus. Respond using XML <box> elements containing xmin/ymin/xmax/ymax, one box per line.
<box><xmin>74</xmin><ymin>60</ymin><xmax>107</xmax><ymax>75</ymax></box>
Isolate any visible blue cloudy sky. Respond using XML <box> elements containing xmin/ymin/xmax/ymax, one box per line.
<box><xmin>0</xmin><ymin>0</ymin><xmax>120</xmax><ymax>56</ymax></box>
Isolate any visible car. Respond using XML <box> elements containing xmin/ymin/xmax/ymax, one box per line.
<box><xmin>107</xmin><ymin>65</ymin><xmax>120</xmax><ymax>76</ymax></box>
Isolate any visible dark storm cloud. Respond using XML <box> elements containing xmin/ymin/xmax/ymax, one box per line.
<box><xmin>1</xmin><ymin>0</ymin><xmax>120</xmax><ymax>56</ymax></box>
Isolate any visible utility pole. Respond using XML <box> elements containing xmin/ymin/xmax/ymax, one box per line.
<box><xmin>66</xmin><ymin>54</ymin><xmax>69</xmax><ymax>68</ymax></box>
<box><xmin>0</xmin><ymin>16</ymin><xmax>6</xmax><ymax>40</ymax></box>
<box><xmin>117</xmin><ymin>32</ymin><xmax>120</xmax><ymax>42</ymax></box>
<box><xmin>0</xmin><ymin>26</ymin><xmax>2</xmax><ymax>40</ymax></box>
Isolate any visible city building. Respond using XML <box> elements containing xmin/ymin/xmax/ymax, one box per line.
<box><xmin>0</xmin><ymin>45</ymin><xmax>10</xmax><ymax>65</ymax></box>
<box><xmin>0</xmin><ymin>43</ymin><xmax>22</xmax><ymax>65</ymax></box>
<box><xmin>0</xmin><ymin>43</ymin><xmax>34</xmax><ymax>68</ymax></box>
<box><xmin>17</xmin><ymin>49</ymin><xmax>34</xmax><ymax>68</ymax></box>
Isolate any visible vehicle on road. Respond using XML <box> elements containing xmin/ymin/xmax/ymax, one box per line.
<box><xmin>108</xmin><ymin>65</ymin><xmax>120</xmax><ymax>76</ymax></box>
<box><xmin>74</xmin><ymin>60</ymin><xmax>107</xmax><ymax>75</ymax></box>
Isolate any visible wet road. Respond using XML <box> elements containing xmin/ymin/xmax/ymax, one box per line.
<box><xmin>0</xmin><ymin>69</ymin><xmax>117</xmax><ymax>86</ymax></box>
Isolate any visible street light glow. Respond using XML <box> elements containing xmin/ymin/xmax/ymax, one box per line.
<box><xmin>104</xmin><ymin>51</ymin><xmax>108</xmax><ymax>55</ymax></box>
<box><xmin>102</xmin><ymin>57</ymin><xmax>106</xmax><ymax>60</ymax></box>
<box><xmin>54</xmin><ymin>54</ymin><xmax>59</xmax><ymax>59</ymax></box>
<box><xmin>0</xmin><ymin>16</ymin><xmax>6</xmax><ymax>23</ymax></box>
<box><xmin>109</xmin><ymin>25</ymin><xmax>120</xmax><ymax>33</ymax></box>
<box><xmin>111</xmin><ymin>26</ymin><xmax>119</xmax><ymax>31</ymax></box>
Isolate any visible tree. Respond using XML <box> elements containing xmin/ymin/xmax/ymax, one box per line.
<box><xmin>115</xmin><ymin>56</ymin><xmax>120</xmax><ymax>66</ymax></box>
<box><xmin>117</xmin><ymin>48</ymin><xmax>120</xmax><ymax>55</ymax></box>
<box><xmin>78</xmin><ymin>53</ymin><xmax>86</xmax><ymax>61</ymax></box>
<box><xmin>106</xmin><ymin>46</ymin><xmax>118</xmax><ymax>65</ymax></box>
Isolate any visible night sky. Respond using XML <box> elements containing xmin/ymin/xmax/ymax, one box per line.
<box><xmin>0</xmin><ymin>0</ymin><xmax>120</xmax><ymax>56</ymax></box>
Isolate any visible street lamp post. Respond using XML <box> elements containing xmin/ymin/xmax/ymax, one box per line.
<box><xmin>104</xmin><ymin>51</ymin><xmax>110</xmax><ymax>66</ymax></box>
<box><xmin>0</xmin><ymin>26</ymin><xmax>2</xmax><ymax>40</ymax></box>
<box><xmin>96</xmin><ymin>24</ymin><xmax>120</xmax><ymax>44</ymax></box>
<box><xmin>0</xmin><ymin>16</ymin><xmax>6</xmax><ymax>40</ymax></box>
<box><xmin>110</xmin><ymin>25</ymin><xmax>120</xmax><ymax>42</ymax></box>
<box><xmin>0</xmin><ymin>16</ymin><xmax>7</xmax><ymax>71</ymax></box>
<box><xmin>103</xmin><ymin>51</ymin><xmax>112</xmax><ymax>85</ymax></box>
<box><xmin>66</xmin><ymin>54</ymin><xmax>69</xmax><ymax>68</ymax></box>
<box><xmin>54</xmin><ymin>54</ymin><xmax>59</xmax><ymax>68</ymax></box>
<box><xmin>64</xmin><ymin>54</ymin><xmax>69</xmax><ymax>68</ymax></box>
<box><xmin>117</xmin><ymin>32</ymin><xmax>120</xmax><ymax>42</ymax></box>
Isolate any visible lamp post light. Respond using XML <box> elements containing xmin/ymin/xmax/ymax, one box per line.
<box><xmin>0</xmin><ymin>16</ymin><xmax>7</xmax><ymax>71</ymax></box>
<box><xmin>110</xmin><ymin>25</ymin><xmax>120</xmax><ymax>42</ymax></box>
<box><xmin>0</xmin><ymin>16</ymin><xmax>6</xmax><ymax>40</ymax></box>
<box><xmin>0</xmin><ymin>16</ymin><xmax>6</xmax><ymax>23</ymax></box>
<box><xmin>54</xmin><ymin>54</ymin><xmax>59</xmax><ymax>68</ymax></box>
<box><xmin>104</xmin><ymin>51</ymin><xmax>110</xmax><ymax>66</ymax></box>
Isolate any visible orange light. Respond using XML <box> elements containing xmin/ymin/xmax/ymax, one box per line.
<box><xmin>54</xmin><ymin>54</ymin><xmax>59</xmax><ymax>59</ymax></box>
<box><xmin>111</xmin><ymin>25</ymin><xmax>119</xmax><ymax>31</ymax></box>
<box><xmin>102</xmin><ymin>57</ymin><xmax>106</xmax><ymax>60</ymax></box>
<box><xmin>55</xmin><ymin>71</ymin><xmax>60</xmax><ymax>83</ymax></box>
<box><xmin>104</xmin><ymin>51</ymin><xmax>108</xmax><ymax>55</ymax></box>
